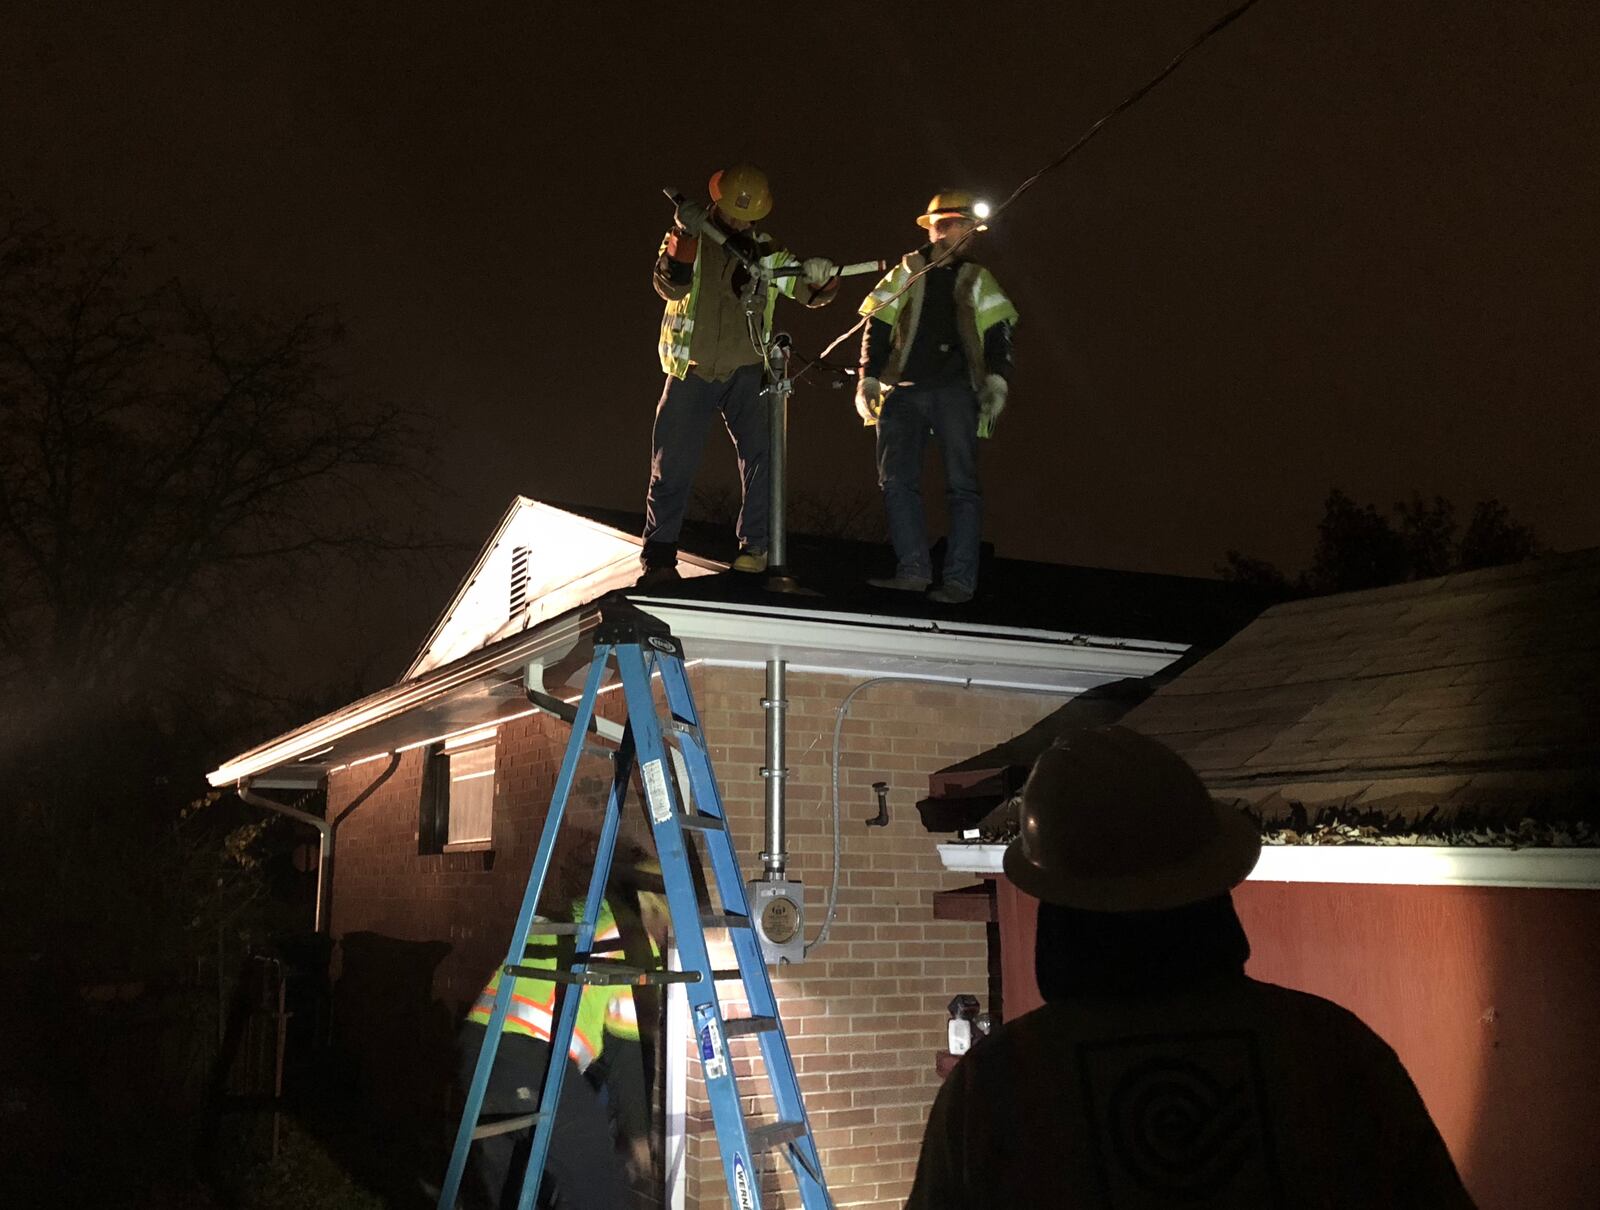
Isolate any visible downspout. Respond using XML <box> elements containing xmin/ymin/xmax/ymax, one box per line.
<box><xmin>238</xmin><ymin>778</ymin><xmax>332</xmax><ymax>934</ymax></box>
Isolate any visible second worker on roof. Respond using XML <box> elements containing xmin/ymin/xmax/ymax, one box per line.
<box><xmin>857</xmin><ymin>192</ymin><xmax>1018</xmax><ymax>605</ymax></box>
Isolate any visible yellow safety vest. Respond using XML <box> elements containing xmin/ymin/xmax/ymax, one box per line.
<box><xmin>858</xmin><ymin>253</ymin><xmax>1018</xmax><ymax>429</ymax></box>
<box><xmin>467</xmin><ymin>899</ymin><xmax>643</xmax><ymax>1069</ymax></box>
<box><xmin>658</xmin><ymin>232</ymin><xmax>807</xmax><ymax>380</ymax></box>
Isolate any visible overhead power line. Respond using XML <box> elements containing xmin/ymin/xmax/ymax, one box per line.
<box><xmin>798</xmin><ymin>0</ymin><xmax>1265</xmax><ymax>384</ymax></box>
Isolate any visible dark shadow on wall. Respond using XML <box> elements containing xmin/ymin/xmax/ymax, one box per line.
<box><xmin>310</xmin><ymin>931</ymin><xmax>456</xmax><ymax>1208</ymax></box>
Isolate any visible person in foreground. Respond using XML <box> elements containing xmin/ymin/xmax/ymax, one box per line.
<box><xmin>904</xmin><ymin>726</ymin><xmax>1476</xmax><ymax>1209</ymax></box>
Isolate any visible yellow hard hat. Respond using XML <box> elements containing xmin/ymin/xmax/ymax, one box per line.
<box><xmin>709</xmin><ymin>163</ymin><xmax>773</xmax><ymax>223</ymax></box>
<box><xmin>916</xmin><ymin>189</ymin><xmax>991</xmax><ymax>230</ymax></box>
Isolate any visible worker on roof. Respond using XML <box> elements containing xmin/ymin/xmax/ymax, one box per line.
<box><xmin>905</xmin><ymin>727</ymin><xmax>1476</xmax><ymax>1209</ymax></box>
<box><xmin>638</xmin><ymin>163</ymin><xmax>841</xmax><ymax>590</ymax></box>
<box><xmin>456</xmin><ymin>886</ymin><xmax>662</xmax><ymax>1210</ymax></box>
<box><xmin>856</xmin><ymin>190</ymin><xmax>1017</xmax><ymax>606</ymax></box>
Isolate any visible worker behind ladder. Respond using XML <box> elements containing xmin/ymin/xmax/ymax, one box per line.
<box><xmin>637</xmin><ymin>163</ymin><xmax>841</xmax><ymax>590</ymax></box>
<box><xmin>855</xmin><ymin>191</ymin><xmax>1018</xmax><ymax>605</ymax></box>
<box><xmin>456</xmin><ymin>881</ymin><xmax>661</xmax><ymax>1209</ymax></box>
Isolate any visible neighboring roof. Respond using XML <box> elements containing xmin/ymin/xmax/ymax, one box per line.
<box><xmin>210</xmin><ymin>497</ymin><xmax>1265</xmax><ymax>789</ymax></box>
<box><xmin>1121</xmin><ymin>549</ymin><xmax>1600</xmax><ymax>829</ymax></box>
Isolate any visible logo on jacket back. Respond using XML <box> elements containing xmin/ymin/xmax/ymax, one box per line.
<box><xmin>1078</xmin><ymin>1031</ymin><xmax>1283</xmax><ymax>1207</ymax></box>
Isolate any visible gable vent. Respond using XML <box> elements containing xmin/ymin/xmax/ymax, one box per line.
<box><xmin>509</xmin><ymin>545</ymin><xmax>532</xmax><ymax>615</ymax></box>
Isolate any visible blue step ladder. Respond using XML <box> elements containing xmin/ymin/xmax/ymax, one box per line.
<box><xmin>438</xmin><ymin>598</ymin><xmax>833</xmax><ymax>1210</ymax></box>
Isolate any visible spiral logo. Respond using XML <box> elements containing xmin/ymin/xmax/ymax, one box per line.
<box><xmin>1081</xmin><ymin>1033</ymin><xmax>1282</xmax><ymax>1207</ymax></box>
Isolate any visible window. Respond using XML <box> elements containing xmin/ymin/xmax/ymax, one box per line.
<box><xmin>421</xmin><ymin>736</ymin><xmax>497</xmax><ymax>852</ymax></box>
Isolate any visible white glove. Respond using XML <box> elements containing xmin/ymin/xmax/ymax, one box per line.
<box><xmin>801</xmin><ymin>256</ymin><xmax>836</xmax><ymax>288</ymax></box>
<box><xmin>674</xmin><ymin>198</ymin><xmax>708</xmax><ymax>236</ymax></box>
<box><xmin>977</xmin><ymin>374</ymin><xmax>1008</xmax><ymax>437</ymax></box>
<box><xmin>855</xmin><ymin>376</ymin><xmax>884</xmax><ymax>425</ymax></box>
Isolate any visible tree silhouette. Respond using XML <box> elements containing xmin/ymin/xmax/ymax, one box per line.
<box><xmin>0</xmin><ymin>201</ymin><xmax>437</xmax><ymax>717</ymax></box>
<box><xmin>1221</xmin><ymin>488</ymin><xmax>1540</xmax><ymax>596</ymax></box>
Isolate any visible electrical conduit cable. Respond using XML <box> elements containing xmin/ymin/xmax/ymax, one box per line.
<box><xmin>805</xmin><ymin>675</ymin><xmax>1079</xmax><ymax>957</ymax></box>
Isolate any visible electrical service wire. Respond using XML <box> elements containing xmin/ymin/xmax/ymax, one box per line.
<box><xmin>806</xmin><ymin>674</ymin><xmax>1081</xmax><ymax>957</ymax></box>
<box><xmin>792</xmin><ymin>0</ymin><xmax>1264</xmax><ymax>389</ymax></box>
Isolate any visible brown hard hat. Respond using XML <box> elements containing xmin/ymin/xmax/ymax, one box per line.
<box><xmin>1003</xmin><ymin>726</ymin><xmax>1261</xmax><ymax>911</ymax></box>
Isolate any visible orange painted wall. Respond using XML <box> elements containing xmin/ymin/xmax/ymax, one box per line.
<box><xmin>995</xmin><ymin>878</ymin><xmax>1600</xmax><ymax>1210</ymax></box>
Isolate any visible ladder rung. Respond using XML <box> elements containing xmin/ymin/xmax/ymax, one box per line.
<box><xmin>723</xmin><ymin>1015</ymin><xmax>778</xmax><ymax>1038</ymax></box>
<box><xmin>700</xmin><ymin>911</ymin><xmax>750</xmax><ymax>931</ymax></box>
<box><xmin>504</xmin><ymin>961</ymin><xmax>702</xmax><ymax>987</ymax></box>
<box><xmin>530</xmin><ymin>920</ymin><xmax>581</xmax><ymax>934</ymax></box>
<box><xmin>748</xmin><ymin>1121</ymin><xmax>806</xmax><ymax>1152</ymax></box>
<box><xmin>677</xmin><ymin>813</ymin><xmax>726</xmax><ymax>831</ymax></box>
<box><xmin>711</xmin><ymin>968</ymin><xmax>744</xmax><ymax>981</ymax></box>
<box><xmin>472</xmin><ymin>1112</ymin><xmax>542</xmax><ymax>1140</ymax></box>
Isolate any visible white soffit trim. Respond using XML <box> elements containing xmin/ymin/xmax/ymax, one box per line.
<box><xmin>210</xmin><ymin>595</ymin><xmax>1187</xmax><ymax>788</ymax></box>
<box><xmin>935</xmin><ymin>843</ymin><xmax>1600</xmax><ymax>889</ymax></box>
<box><xmin>208</xmin><ymin>609</ymin><xmax>597</xmax><ymax>787</ymax></box>
<box><xmin>636</xmin><ymin>599</ymin><xmax>1183</xmax><ymax>689</ymax></box>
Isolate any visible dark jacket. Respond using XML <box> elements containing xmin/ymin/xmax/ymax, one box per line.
<box><xmin>906</xmin><ymin>899</ymin><xmax>1475</xmax><ymax>1209</ymax></box>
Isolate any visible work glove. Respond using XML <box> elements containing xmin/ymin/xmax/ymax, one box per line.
<box><xmin>801</xmin><ymin>256</ymin><xmax>836</xmax><ymax>288</ymax></box>
<box><xmin>674</xmin><ymin>198</ymin><xmax>708</xmax><ymax>237</ymax></box>
<box><xmin>855</xmin><ymin>376</ymin><xmax>884</xmax><ymax>426</ymax></box>
<box><xmin>977</xmin><ymin>373</ymin><xmax>1008</xmax><ymax>438</ymax></box>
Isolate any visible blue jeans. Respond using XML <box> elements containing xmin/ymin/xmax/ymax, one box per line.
<box><xmin>875</xmin><ymin>382</ymin><xmax>983</xmax><ymax>591</ymax></box>
<box><xmin>642</xmin><ymin>364</ymin><xmax>768</xmax><ymax>564</ymax></box>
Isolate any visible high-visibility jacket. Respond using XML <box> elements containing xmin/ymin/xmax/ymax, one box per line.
<box><xmin>466</xmin><ymin>899</ymin><xmax>644</xmax><ymax>1070</ymax></box>
<box><xmin>657</xmin><ymin>231</ymin><xmax>809</xmax><ymax>380</ymax></box>
<box><xmin>859</xmin><ymin>252</ymin><xmax>1018</xmax><ymax>402</ymax></box>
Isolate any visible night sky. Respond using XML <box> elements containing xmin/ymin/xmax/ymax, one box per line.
<box><xmin>6</xmin><ymin>1</ymin><xmax>1597</xmax><ymax>670</ymax></box>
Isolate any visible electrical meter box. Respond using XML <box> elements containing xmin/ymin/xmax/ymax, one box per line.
<box><xmin>748</xmin><ymin>877</ymin><xmax>805</xmax><ymax>964</ymax></box>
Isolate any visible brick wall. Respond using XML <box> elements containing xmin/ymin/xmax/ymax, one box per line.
<box><xmin>688</xmin><ymin>667</ymin><xmax>1054</xmax><ymax>1209</ymax></box>
<box><xmin>323</xmin><ymin>665</ymin><xmax>1056</xmax><ymax>1207</ymax></box>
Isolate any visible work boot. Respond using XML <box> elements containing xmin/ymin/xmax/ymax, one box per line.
<box><xmin>927</xmin><ymin>582</ymin><xmax>974</xmax><ymax>604</ymax></box>
<box><xmin>731</xmin><ymin>547</ymin><xmax>768</xmax><ymax>574</ymax></box>
<box><xmin>867</xmin><ymin>574</ymin><xmax>932</xmax><ymax>592</ymax></box>
<box><xmin>635</xmin><ymin>564</ymin><xmax>683</xmax><ymax>591</ymax></box>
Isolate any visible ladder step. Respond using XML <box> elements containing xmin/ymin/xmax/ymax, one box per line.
<box><xmin>748</xmin><ymin>1121</ymin><xmax>806</xmax><ymax>1152</ymax></box>
<box><xmin>677</xmin><ymin>813</ymin><xmax>726</xmax><ymax>831</ymax></box>
<box><xmin>504</xmin><ymin>961</ymin><xmax>702</xmax><ymax>987</ymax></box>
<box><xmin>700</xmin><ymin>911</ymin><xmax>750</xmax><ymax>931</ymax></box>
<box><xmin>472</xmin><ymin>1112</ymin><xmax>542</xmax><ymax>1140</ymax></box>
<box><xmin>530</xmin><ymin>920</ymin><xmax>581</xmax><ymax>935</ymax></box>
<box><xmin>723</xmin><ymin>1015</ymin><xmax>779</xmax><ymax>1038</ymax></box>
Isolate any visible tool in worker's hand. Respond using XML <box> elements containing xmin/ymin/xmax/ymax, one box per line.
<box><xmin>663</xmin><ymin>189</ymin><xmax>889</xmax><ymax>280</ymax></box>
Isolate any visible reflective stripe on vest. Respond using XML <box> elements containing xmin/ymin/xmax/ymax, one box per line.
<box><xmin>468</xmin><ymin>988</ymin><xmax>599</xmax><ymax>1069</ymax></box>
<box><xmin>657</xmin><ymin>235</ymin><xmax>800</xmax><ymax>380</ymax></box>
<box><xmin>859</xmin><ymin>256</ymin><xmax>1017</xmax><ymax>332</ymax></box>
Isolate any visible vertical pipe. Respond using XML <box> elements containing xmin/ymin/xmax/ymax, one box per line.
<box><xmin>238</xmin><ymin>780</ymin><xmax>332</xmax><ymax>934</ymax></box>
<box><xmin>767</xmin><ymin>337</ymin><xmax>790</xmax><ymax>571</ymax></box>
<box><xmin>761</xmin><ymin>658</ymin><xmax>788</xmax><ymax>878</ymax></box>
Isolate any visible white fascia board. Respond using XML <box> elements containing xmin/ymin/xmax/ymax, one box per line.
<box><xmin>936</xmin><ymin>842</ymin><xmax>1600</xmax><ymax>890</ymax></box>
<box><xmin>636</xmin><ymin>599</ymin><xmax>1184</xmax><ymax>689</ymax></box>
<box><xmin>1249</xmin><ymin>845</ymin><xmax>1600</xmax><ymax>891</ymax></box>
<box><xmin>210</xmin><ymin>597</ymin><xmax>1187</xmax><ymax>788</ymax></box>
<box><xmin>207</xmin><ymin>608</ymin><xmax>597</xmax><ymax>788</ymax></box>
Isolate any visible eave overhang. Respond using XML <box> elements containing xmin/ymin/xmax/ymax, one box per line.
<box><xmin>209</xmin><ymin>592</ymin><xmax>1188</xmax><ymax>790</ymax></box>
